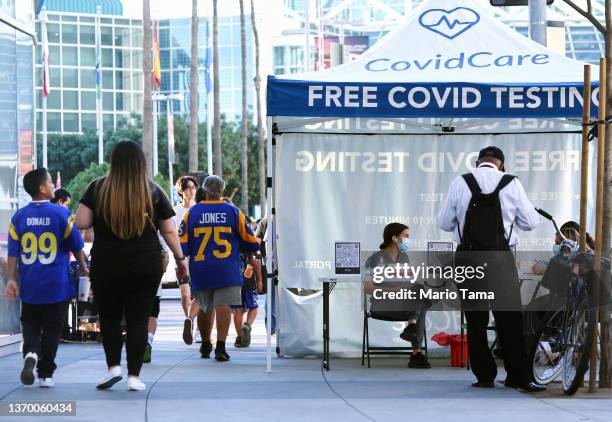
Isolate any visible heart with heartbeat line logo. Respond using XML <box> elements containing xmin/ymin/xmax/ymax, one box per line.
<box><xmin>419</xmin><ymin>7</ymin><xmax>480</xmax><ymax>40</ymax></box>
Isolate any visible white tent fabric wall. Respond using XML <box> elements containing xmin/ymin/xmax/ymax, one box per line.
<box><xmin>264</xmin><ymin>0</ymin><xmax>601</xmax><ymax>361</ymax></box>
<box><xmin>273</xmin><ymin>131</ymin><xmax>596</xmax><ymax>357</ymax></box>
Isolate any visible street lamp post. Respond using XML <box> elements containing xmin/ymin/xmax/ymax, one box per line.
<box><xmin>152</xmin><ymin>93</ymin><xmax>184</xmax><ymax>198</ymax></box>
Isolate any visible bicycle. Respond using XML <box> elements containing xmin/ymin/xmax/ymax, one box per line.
<box><xmin>526</xmin><ymin>208</ymin><xmax>596</xmax><ymax>395</ymax></box>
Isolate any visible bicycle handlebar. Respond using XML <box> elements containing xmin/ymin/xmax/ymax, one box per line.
<box><xmin>535</xmin><ymin>207</ymin><xmax>553</xmax><ymax>221</ymax></box>
<box><xmin>535</xmin><ymin>207</ymin><xmax>566</xmax><ymax>241</ymax></box>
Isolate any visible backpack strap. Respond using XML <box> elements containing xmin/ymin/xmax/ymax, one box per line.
<box><xmin>457</xmin><ymin>173</ymin><xmax>481</xmax><ymax>243</ymax></box>
<box><xmin>461</xmin><ymin>173</ymin><xmax>481</xmax><ymax>194</ymax></box>
<box><xmin>493</xmin><ymin>174</ymin><xmax>516</xmax><ymax>195</ymax></box>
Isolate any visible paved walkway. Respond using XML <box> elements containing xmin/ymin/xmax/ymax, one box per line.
<box><xmin>0</xmin><ymin>299</ymin><xmax>610</xmax><ymax>422</ymax></box>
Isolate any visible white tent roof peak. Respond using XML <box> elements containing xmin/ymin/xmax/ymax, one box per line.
<box><xmin>278</xmin><ymin>0</ymin><xmax>598</xmax><ymax>84</ymax></box>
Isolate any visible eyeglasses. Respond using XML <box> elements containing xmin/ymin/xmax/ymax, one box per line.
<box><xmin>183</xmin><ymin>185</ymin><xmax>197</xmax><ymax>191</ymax></box>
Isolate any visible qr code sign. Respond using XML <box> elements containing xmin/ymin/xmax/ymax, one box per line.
<box><xmin>335</xmin><ymin>243</ymin><xmax>360</xmax><ymax>268</ymax></box>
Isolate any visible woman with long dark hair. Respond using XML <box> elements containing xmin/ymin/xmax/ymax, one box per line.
<box><xmin>75</xmin><ymin>140</ymin><xmax>187</xmax><ymax>391</ymax></box>
<box><xmin>364</xmin><ymin>222</ymin><xmax>431</xmax><ymax>368</ymax></box>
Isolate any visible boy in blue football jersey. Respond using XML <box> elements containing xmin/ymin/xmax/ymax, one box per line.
<box><xmin>4</xmin><ymin>168</ymin><xmax>88</xmax><ymax>388</ymax></box>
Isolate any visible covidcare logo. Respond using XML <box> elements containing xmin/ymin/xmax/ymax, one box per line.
<box><xmin>418</xmin><ymin>7</ymin><xmax>480</xmax><ymax>40</ymax></box>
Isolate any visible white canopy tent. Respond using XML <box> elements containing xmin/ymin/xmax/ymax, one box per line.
<box><xmin>263</xmin><ymin>0</ymin><xmax>599</xmax><ymax>369</ymax></box>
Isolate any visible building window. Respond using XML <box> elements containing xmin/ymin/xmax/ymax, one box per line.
<box><xmin>101</xmin><ymin>26</ymin><xmax>113</xmax><ymax>46</ymax></box>
<box><xmin>63</xmin><ymin>90</ymin><xmax>78</xmax><ymax>110</ymax></box>
<box><xmin>102</xmin><ymin>48</ymin><xmax>113</xmax><ymax>67</ymax></box>
<box><xmin>81</xmin><ymin>113</ymin><xmax>96</xmax><ymax>131</ymax></box>
<box><xmin>81</xmin><ymin>91</ymin><xmax>96</xmax><ymax>110</ymax></box>
<box><xmin>102</xmin><ymin>70</ymin><xmax>113</xmax><ymax>90</ymax></box>
<box><xmin>48</xmin><ymin>112</ymin><xmax>61</xmax><ymax>132</ymax></box>
<box><xmin>62</xmin><ymin>23</ymin><xmax>77</xmax><ymax>44</ymax></box>
<box><xmin>115</xmin><ymin>49</ymin><xmax>130</xmax><ymax>68</ymax></box>
<box><xmin>47</xmin><ymin>23</ymin><xmax>60</xmax><ymax>43</ymax></box>
<box><xmin>103</xmin><ymin>91</ymin><xmax>114</xmax><ymax>111</ymax></box>
<box><xmin>62</xmin><ymin>46</ymin><xmax>77</xmax><ymax>66</ymax></box>
<box><xmin>47</xmin><ymin>90</ymin><xmax>61</xmax><ymax>109</ymax></box>
<box><xmin>63</xmin><ymin>112</ymin><xmax>79</xmax><ymax>132</ymax></box>
<box><xmin>81</xmin><ymin>69</ymin><xmax>96</xmax><ymax>89</ymax></box>
<box><xmin>79</xmin><ymin>25</ymin><xmax>95</xmax><ymax>45</ymax></box>
<box><xmin>62</xmin><ymin>68</ymin><xmax>78</xmax><ymax>88</ymax></box>
<box><xmin>114</xmin><ymin>27</ymin><xmax>130</xmax><ymax>47</ymax></box>
<box><xmin>80</xmin><ymin>47</ymin><xmax>95</xmax><ymax>67</ymax></box>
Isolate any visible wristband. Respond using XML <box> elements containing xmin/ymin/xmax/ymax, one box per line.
<box><xmin>174</xmin><ymin>255</ymin><xmax>186</xmax><ymax>261</ymax></box>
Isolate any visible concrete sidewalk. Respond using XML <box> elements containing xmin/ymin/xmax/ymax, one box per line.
<box><xmin>0</xmin><ymin>299</ymin><xmax>610</xmax><ymax>422</ymax></box>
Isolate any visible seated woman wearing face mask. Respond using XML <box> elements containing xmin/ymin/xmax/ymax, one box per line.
<box><xmin>364</xmin><ymin>223</ymin><xmax>431</xmax><ymax>369</ymax></box>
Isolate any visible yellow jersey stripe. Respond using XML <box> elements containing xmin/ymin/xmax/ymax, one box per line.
<box><xmin>63</xmin><ymin>216</ymin><xmax>75</xmax><ymax>240</ymax></box>
<box><xmin>8</xmin><ymin>223</ymin><xmax>18</xmax><ymax>241</ymax></box>
<box><xmin>237</xmin><ymin>210</ymin><xmax>258</xmax><ymax>244</ymax></box>
<box><xmin>178</xmin><ymin>210</ymin><xmax>190</xmax><ymax>242</ymax></box>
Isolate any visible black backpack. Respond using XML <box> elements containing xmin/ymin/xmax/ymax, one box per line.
<box><xmin>458</xmin><ymin>173</ymin><xmax>516</xmax><ymax>251</ymax></box>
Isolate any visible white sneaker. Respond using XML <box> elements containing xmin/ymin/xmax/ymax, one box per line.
<box><xmin>96</xmin><ymin>366</ymin><xmax>123</xmax><ymax>389</ymax></box>
<box><xmin>21</xmin><ymin>352</ymin><xmax>38</xmax><ymax>385</ymax></box>
<box><xmin>127</xmin><ymin>376</ymin><xmax>146</xmax><ymax>391</ymax></box>
<box><xmin>39</xmin><ymin>378</ymin><xmax>54</xmax><ymax>388</ymax></box>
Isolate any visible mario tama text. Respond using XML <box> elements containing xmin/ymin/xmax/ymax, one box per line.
<box><xmin>371</xmin><ymin>287</ymin><xmax>494</xmax><ymax>301</ymax></box>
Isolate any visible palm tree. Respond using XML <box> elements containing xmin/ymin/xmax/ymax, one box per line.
<box><xmin>189</xmin><ymin>0</ymin><xmax>199</xmax><ymax>172</ymax></box>
<box><xmin>250</xmin><ymin>0</ymin><xmax>265</xmax><ymax>212</ymax></box>
<box><xmin>212</xmin><ymin>0</ymin><xmax>222</xmax><ymax>176</ymax></box>
<box><xmin>239</xmin><ymin>0</ymin><xmax>248</xmax><ymax>212</ymax></box>
<box><xmin>142</xmin><ymin>0</ymin><xmax>153</xmax><ymax>175</ymax></box>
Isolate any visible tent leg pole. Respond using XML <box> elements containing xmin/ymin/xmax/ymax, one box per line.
<box><xmin>265</xmin><ymin>116</ymin><xmax>274</xmax><ymax>373</ymax></box>
<box><xmin>579</xmin><ymin>64</ymin><xmax>591</xmax><ymax>253</ymax></box>
<box><xmin>590</xmin><ymin>58</ymin><xmax>607</xmax><ymax>392</ymax></box>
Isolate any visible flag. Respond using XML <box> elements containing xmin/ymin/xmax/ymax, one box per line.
<box><xmin>204</xmin><ymin>19</ymin><xmax>212</xmax><ymax>95</ymax></box>
<box><xmin>152</xmin><ymin>21</ymin><xmax>161</xmax><ymax>90</ymax></box>
<box><xmin>95</xmin><ymin>12</ymin><xmax>102</xmax><ymax>99</ymax></box>
<box><xmin>35</xmin><ymin>0</ymin><xmax>46</xmax><ymax>17</ymax></box>
<box><xmin>56</xmin><ymin>172</ymin><xmax>61</xmax><ymax>188</ymax></box>
<box><xmin>40</xmin><ymin>11</ymin><xmax>51</xmax><ymax>97</ymax></box>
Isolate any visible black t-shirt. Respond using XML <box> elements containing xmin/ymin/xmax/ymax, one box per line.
<box><xmin>81</xmin><ymin>178</ymin><xmax>175</xmax><ymax>257</ymax></box>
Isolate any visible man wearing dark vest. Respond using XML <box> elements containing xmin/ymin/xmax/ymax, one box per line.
<box><xmin>437</xmin><ymin>146</ymin><xmax>545</xmax><ymax>392</ymax></box>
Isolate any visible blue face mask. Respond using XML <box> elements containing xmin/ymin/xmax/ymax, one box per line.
<box><xmin>552</xmin><ymin>244</ymin><xmax>562</xmax><ymax>256</ymax></box>
<box><xmin>397</xmin><ymin>238</ymin><xmax>412</xmax><ymax>253</ymax></box>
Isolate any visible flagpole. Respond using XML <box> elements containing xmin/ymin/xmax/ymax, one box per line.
<box><xmin>168</xmin><ymin>100</ymin><xmax>174</xmax><ymax>198</ymax></box>
<box><xmin>152</xmin><ymin>21</ymin><xmax>160</xmax><ymax>176</ymax></box>
<box><xmin>41</xmin><ymin>9</ymin><xmax>48</xmax><ymax>168</ymax></box>
<box><xmin>42</xmin><ymin>87</ymin><xmax>47</xmax><ymax>168</ymax></box>
<box><xmin>153</xmin><ymin>97</ymin><xmax>158</xmax><ymax>175</ymax></box>
<box><xmin>206</xmin><ymin>20</ymin><xmax>213</xmax><ymax>175</ymax></box>
<box><xmin>207</xmin><ymin>93</ymin><xmax>212</xmax><ymax>175</ymax></box>
<box><xmin>96</xmin><ymin>6</ymin><xmax>103</xmax><ymax>164</ymax></box>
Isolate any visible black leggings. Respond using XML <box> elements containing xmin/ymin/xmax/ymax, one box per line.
<box><xmin>91</xmin><ymin>253</ymin><xmax>162</xmax><ymax>376</ymax></box>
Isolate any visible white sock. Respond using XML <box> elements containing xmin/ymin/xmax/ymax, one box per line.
<box><xmin>148</xmin><ymin>333</ymin><xmax>154</xmax><ymax>345</ymax></box>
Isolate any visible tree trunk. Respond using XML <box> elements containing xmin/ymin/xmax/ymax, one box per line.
<box><xmin>239</xmin><ymin>0</ymin><xmax>249</xmax><ymax>212</ymax></box>
<box><xmin>142</xmin><ymin>0</ymin><xmax>153</xmax><ymax>176</ymax></box>
<box><xmin>212</xmin><ymin>0</ymin><xmax>222</xmax><ymax>176</ymax></box>
<box><xmin>189</xmin><ymin>0</ymin><xmax>199</xmax><ymax>172</ymax></box>
<box><xmin>600</xmin><ymin>0</ymin><xmax>612</xmax><ymax>388</ymax></box>
<box><xmin>250</xmin><ymin>0</ymin><xmax>266</xmax><ymax>213</ymax></box>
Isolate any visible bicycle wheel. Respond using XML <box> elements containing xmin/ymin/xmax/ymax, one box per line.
<box><xmin>562</xmin><ymin>293</ymin><xmax>596</xmax><ymax>395</ymax></box>
<box><xmin>528</xmin><ymin>309</ymin><xmax>565</xmax><ymax>385</ymax></box>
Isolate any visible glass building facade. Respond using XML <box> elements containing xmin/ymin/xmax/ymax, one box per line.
<box><xmin>159</xmin><ymin>16</ymin><xmax>254</xmax><ymax>122</ymax></box>
<box><xmin>34</xmin><ymin>12</ymin><xmax>145</xmax><ymax>133</ymax></box>
<box><xmin>0</xmin><ymin>0</ymin><xmax>36</xmax><ymax>349</ymax></box>
<box><xmin>34</xmin><ymin>10</ymin><xmax>254</xmax><ymax>134</ymax></box>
